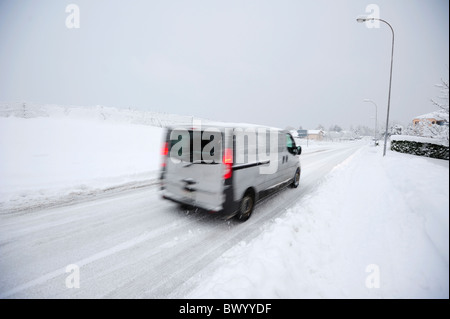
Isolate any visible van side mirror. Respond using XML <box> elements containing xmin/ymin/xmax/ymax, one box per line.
<box><xmin>297</xmin><ymin>146</ymin><xmax>302</xmax><ymax>155</ymax></box>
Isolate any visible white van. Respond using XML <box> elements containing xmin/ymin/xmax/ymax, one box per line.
<box><xmin>160</xmin><ymin>123</ymin><xmax>301</xmax><ymax>221</ymax></box>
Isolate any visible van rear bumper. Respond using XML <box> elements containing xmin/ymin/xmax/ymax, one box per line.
<box><xmin>161</xmin><ymin>191</ymin><xmax>238</xmax><ymax>219</ymax></box>
<box><xmin>161</xmin><ymin>190</ymin><xmax>223</xmax><ymax>212</ymax></box>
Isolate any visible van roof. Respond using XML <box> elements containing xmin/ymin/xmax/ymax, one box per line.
<box><xmin>166</xmin><ymin>121</ymin><xmax>283</xmax><ymax>132</ymax></box>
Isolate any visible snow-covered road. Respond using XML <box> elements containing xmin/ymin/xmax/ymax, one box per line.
<box><xmin>0</xmin><ymin>142</ymin><xmax>363</xmax><ymax>298</ymax></box>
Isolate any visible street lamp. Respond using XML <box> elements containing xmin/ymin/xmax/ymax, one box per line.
<box><xmin>364</xmin><ymin>99</ymin><xmax>378</xmax><ymax>146</ymax></box>
<box><xmin>357</xmin><ymin>16</ymin><xmax>394</xmax><ymax>156</ymax></box>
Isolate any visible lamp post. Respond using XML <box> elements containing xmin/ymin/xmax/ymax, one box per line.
<box><xmin>364</xmin><ymin>99</ymin><xmax>378</xmax><ymax>145</ymax></box>
<box><xmin>357</xmin><ymin>17</ymin><xmax>394</xmax><ymax>156</ymax></box>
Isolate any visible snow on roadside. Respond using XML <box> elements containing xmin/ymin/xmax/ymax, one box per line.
<box><xmin>188</xmin><ymin>146</ymin><xmax>449</xmax><ymax>299</ymax></box>
<box><xmin>0</xmin><ymin>117</ymin><xmax>164</xmax><ymax>212</ymax></box>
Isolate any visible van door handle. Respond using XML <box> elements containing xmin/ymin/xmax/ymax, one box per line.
<box><xmin>182</xmin><ymin>178</ymin><xmax>197</xmax><ymax>185</ymax></box>
<box><xmin>184</xmin><ymin>185</ymin><xmax>196</xmax><ymax>192</ymax></box>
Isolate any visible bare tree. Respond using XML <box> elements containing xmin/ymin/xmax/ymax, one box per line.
<box><xmin>431</xmin><ymin>76</ymin><xmax>449</xmax><ymax>114</ymax></box>
<box><xmin>316</xmin><ymin>124</ymin><xmax>325</xmax><ymax>130</ymax></box>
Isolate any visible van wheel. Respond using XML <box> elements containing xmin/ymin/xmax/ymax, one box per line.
<box><xmin>236</xmin><ymin>191</ymin><xmax>255</xmax><ymax>222</ymax></box>
<box><xmin>291</xmin><ymin>168</ymin><xmax>300</xmax><ymax>188</ymax></box>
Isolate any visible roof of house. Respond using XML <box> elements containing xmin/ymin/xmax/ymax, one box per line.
<box><xmin>414</xmin><ymin>110</ymin><xmax>449</xmax><ymax>122</ymax></box>
<box><xmin>307</xmin><ymin>130</ymin><xmax>324</xmax><ymax>135</ymax></box>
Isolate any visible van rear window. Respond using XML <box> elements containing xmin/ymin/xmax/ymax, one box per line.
<box><xmin>169</xmin><ymin>129</ymin><xmax>223</xmax><ymax>164</ymax></box>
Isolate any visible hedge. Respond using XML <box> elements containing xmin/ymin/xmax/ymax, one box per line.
<box><xmin>391</xmin><ymin>139</ymin><xmax>449</xmax><ymax>160</ymax></box>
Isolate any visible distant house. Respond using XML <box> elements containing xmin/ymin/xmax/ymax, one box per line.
<box><xmin>413</xmin><ymin>111</ymin><xmax>449</xmax><ymax>127</ymax></box>
<box><xmin>295</xmin><ymin>129</ymin><xmax>325</xmax><ymax>141</ymax></box>
<box><xmin>307</xmin><ymin>130</ymin><xmax>325</xmax><ymax>141</ymax></box>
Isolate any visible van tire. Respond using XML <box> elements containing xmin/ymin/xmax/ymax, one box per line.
<box><xmin>236</xmin><ymin>191</ymin><xmax>255</xmax><ymax>222</ymax></box>
<box><xmin>290</xmin><ymin>168</ymin><xmax>300</xmax><ymax>188</ymax></box>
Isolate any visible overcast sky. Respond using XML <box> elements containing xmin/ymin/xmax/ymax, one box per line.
<box><xmin>0</xmin><ymin>0</ymin><xmax>448</xmax><ymax>130</ymax></box>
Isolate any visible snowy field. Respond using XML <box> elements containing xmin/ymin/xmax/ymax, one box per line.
<box><xmin>0</xmin><ymin>116</ymin><xmax>164</xmax><ymax>212</ymax></box>
<box><xmin>0</xmin><ymin>104</ymin><xmax>448</xmax><ymax>298</ymax></box>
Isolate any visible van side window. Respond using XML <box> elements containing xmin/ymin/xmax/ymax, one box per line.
<box><xmin>286</xmin><ymin>134</ymin><xmax>296</xmax><ymax>155</ymax></box>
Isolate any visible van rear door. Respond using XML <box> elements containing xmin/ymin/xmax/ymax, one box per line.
<box><xmin>163</xmin><ymin>128</ymin><xmax>225</xmax><ymax>211</ymax></box>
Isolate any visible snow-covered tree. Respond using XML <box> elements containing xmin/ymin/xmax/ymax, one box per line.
<box><xmin>391</xmin><ymin>124</ymin><xmax>403</xmax><ymax>135</ymax></box>
<box><xmin>354</xmin><ymin>125</ymin><xmax>374</xmax><ymax>137</ymax></box>
<box><xmin>407</xmin><ymin>76</ymin><xmax>449</xmax><ymax>143</ymax></box>
<box><xmin>329</xmin><ymin>124</ymin><xmax>343</xmax><ymax>132</ymax></box>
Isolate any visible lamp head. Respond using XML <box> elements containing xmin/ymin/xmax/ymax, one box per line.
<box><xmin>357</xmin><ymin>16</ymin><xmax>368</xmax><ymax>23</ymax></box>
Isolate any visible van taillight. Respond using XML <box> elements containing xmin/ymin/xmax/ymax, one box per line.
<box><xmin>223</xmin><ymin>148</ymin><xmax>233</xmax><ymax>179</ymax></box>
<box><xmin>161</xmin><ymin>142</ymin><xmax>169</xmax><ymax>167</ymax></box>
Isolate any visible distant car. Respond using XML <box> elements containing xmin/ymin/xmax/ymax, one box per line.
<box><xmin>160</xmin><ymin>123</ymin><xmax>302</xmax><ymax>221</ymax></box>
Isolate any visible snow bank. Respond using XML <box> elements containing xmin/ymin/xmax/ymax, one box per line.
<box><xmin>0</xmin><ymin>116</ymin><xmax>164</xmax><ymax>212</ymax></box>
<box><xmin>188</xmin><ymin>147</ymin><xmax>449</xmax><ymax>299</ymax></box>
